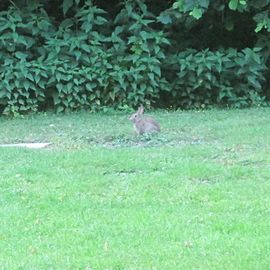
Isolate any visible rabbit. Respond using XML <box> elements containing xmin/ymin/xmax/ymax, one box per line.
<box><xmin>129</xmin><ymin>105</ymin><xmax>161</xmax><ymax>135</ymax></box>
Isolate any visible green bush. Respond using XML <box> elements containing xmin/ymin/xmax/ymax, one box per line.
<box><xmin>42</xmin><ymin>1</ymin><xmax>169</xmax><ymax>112</ymax></box>
<box><xmin>165</xmin><ymin>48</ymin><xmax>266</xmax><ymax>108</ymax></box>
<box><xmin>44</xmin><ymin>1</ymin><xmax>111</xmax><ymax>112</ymax></box>
<box><xmin>0</xmin><ymin>4</ymin><xmax>53</xmax><ymax>114</ymax></box>
<box><xmin>0</xmin><ymin>58</ymin><xmax>48</xmax><ymax>114</ymax></box>
<box><xmin>106</xmin><ymin>1</ymin><xmax>170</xmax><ymax>108</ymax></box>
<box><xmin>0</xmin><ymin>0</ymin><xmax>269</xmax><ymax>115</ymax></box>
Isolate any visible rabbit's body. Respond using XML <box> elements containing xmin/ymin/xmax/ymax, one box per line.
<box><xmin>130</xmin><ymin>106</ymin><xmax>160</xmax><ymax>135</ymax></box>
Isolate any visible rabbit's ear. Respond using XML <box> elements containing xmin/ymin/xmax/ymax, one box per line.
<box><xmin>138</xmin><ymin>105</ymin><xmax>144</xmax><ymax>115</ymax></box>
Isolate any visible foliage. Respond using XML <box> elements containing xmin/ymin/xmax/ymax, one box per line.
<box><xmin>165</xmin><ymin>48</ymin><xmax>266</xmax><ymax>108</ymax></box>
<box><xmin>44</xmin><ymin>1</ymin><xmax>111</xmax><ymax>112</ymax></box>
<box><xmin>0</xmin><ymin>0</ymin><xmax>270</xmax><ymax>114</ymax></box>
<box><xmin>0</xmin><ymin>3</ymin><xmax>53</xmax><ymax>114</ymax></box>
<box><xmin>0</xmin><ymin>58</ymin><xmax>47</xmax><ymax>114</ymax></box>
<box><xmin>107</xmin><ymin>1</ymin><xmax>170</xmax><ymax>108</ymax></box>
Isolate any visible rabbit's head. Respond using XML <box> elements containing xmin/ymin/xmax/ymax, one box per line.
<box><xmin>129</xmin><ymin>105</ymin><xmax>144</xmax><ymax>123</ymax></box>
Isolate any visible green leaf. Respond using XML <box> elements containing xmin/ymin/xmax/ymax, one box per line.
<box><xmin>26</xmin><ymin>73</ymin><xmax>34</xmax><ymax>82</ymax></box>
<box><xmin>157</xmin><ymin>13</ymin><xmax>172</xmax><ymax>25</ymax></box>
<box><xmin>63</xmin><ymin>0</ymin><xmax>74</xmax><ymax>15</ymax></box>
<box><xmin>0</xmin><ymin>90</ymin><xmax>7</xmax><ymax>99</ymax></box>
<box><xmin>23</xmin><ymin>81</ymin><xmax>30</xmax><ymax>91</ymax></box>
<box><xmin>90</xmin><ymin>94</ymin><xmax>95</xmax><ymax>100</ymax></box>
<box><xmin>128</xmin><ymin>36</ymin><xmax>137</xmax><ymax>44</ymax></box>
<box><xmin>229</xmin><ymin>0</ymin><xmax>239</xmax><ymax>10</ymax></box>
<box><xmin>56</xmin><ymin>72</ymin><xmax>62</xmax><ymax>82</ymax></box>
<box><xmin>81</xmin><ymin>44</ymin><xmax>91</xmax><ymax>53</ymax></box>
<box><xmin>15</xmin><ymin>52</ymin><xmax>28</xmax><ymax>60</ymax></box>
<box><xmin>74</xmin><ymin>50</ymin><xmax>81</xmax><ymax>60</ymax></box>
<box><xmin>190</xmin><ymin>7</ymin><xmax>203</xmax><ymax>20</ymax></box>
<box><xmin>56</xmin><ymin>105</ymin><xmax>64</xmax><ymax>113</ymax></box>
<box><xmin>15</xmin><ymin>80</ymin><xmax>20</xmax><ymax>89</ymax></box>
<box><xmin>172</xmin><ymin>2</ymin><xmax>180</xmax><ymax>10</ymax></box>
<box><xmin>225</xmin><ymin>20</ymin><xmax>234</xmax><ymax>31</ymax></box>
<box><xmin>140</xmin><ymin>31</ymin><xmax>150</xmax><ymax>41</ymax></box>
<box><xmin>200</xmin><ymin>0</ymin><xmax>210</xmax><ymax>8</ymax></box>
<box><xmin>255</xmin><ymin>21</ymin><xmax>266</xmax><ymax>33</ymax></box>
<box><xmin>74</xmin><ymin>78</ymin><xmax>79</xmax><ymax>85</ymax></box>
<box><xmin>152</xmin><ymin>66</ymin><xmax>161</xmax><ymax>76</ymax></box>
<box><xmin>56</xmin><ymin>83</ymin><xmax>63</xmax><ymax>92</ymax></box>
<box><xmin>67</xmin><ymin>82</ymin><xmax>73</xmax><ymax>93</ymax></box>
<box><xmin>109</xmin><ymin>91</ymin><xmax>115</xmax><ymax>101</ymax></box>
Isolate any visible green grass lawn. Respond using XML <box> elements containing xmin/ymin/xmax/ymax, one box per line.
<box><xmin>0</xmin><ymin>108</ymin><xmax>270</xmax><ymax>269</ymax></box>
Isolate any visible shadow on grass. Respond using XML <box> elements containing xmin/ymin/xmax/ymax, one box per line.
<box><xmin>73</xmin><ymin>133</ymin><xmax>207</xmax><ymax>148</ymax></box>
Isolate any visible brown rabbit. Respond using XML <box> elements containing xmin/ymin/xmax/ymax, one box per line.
<box><xmin>129</xmin><ymin>105</ymin><xmax>161</xmax><ymax>135</ymax></box>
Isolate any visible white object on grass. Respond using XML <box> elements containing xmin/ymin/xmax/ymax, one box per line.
<box><xmin>0</xmin><ymin>143</ymin><xmax>51</xmax><ymax>149</ymax></box>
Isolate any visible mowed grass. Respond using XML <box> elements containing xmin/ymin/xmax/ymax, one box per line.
<box><xmin>0</xmin><ymin>108</ymin><xmax>270</xmax><ymax>269</ymax></box>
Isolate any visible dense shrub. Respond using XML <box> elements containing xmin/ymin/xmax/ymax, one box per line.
<box><xmin>43</xmin><ymin>1</ymin><xmax>169</xmax><ymax>112</ymax></box>
<box><xmin>106</xmin><ymin>1</ymin><xmax>170</xmax><ymax>108</ymax></box>
<box><xmin>165</xmin><ymin>48</ymin><xmax>266</xmax><ymax>108</ymax></box>
<box><xmin>0</xmin><ymin>58</ymin><xmax>47</xmax><ymax>114</ymax></box>
<box><xmin>44</xmin><ymin>2</ymin><xmax>111</xmax><ymax>112</ymax></box>
<box><xmin>0</xmin><ymin>4</ymin><xmax>53</xmax><ymax>114</ymax></box>
<box><xmin>0</xmin><ymin>0</ymin><xmax>269</xmax><ymax>115</ymax></box>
